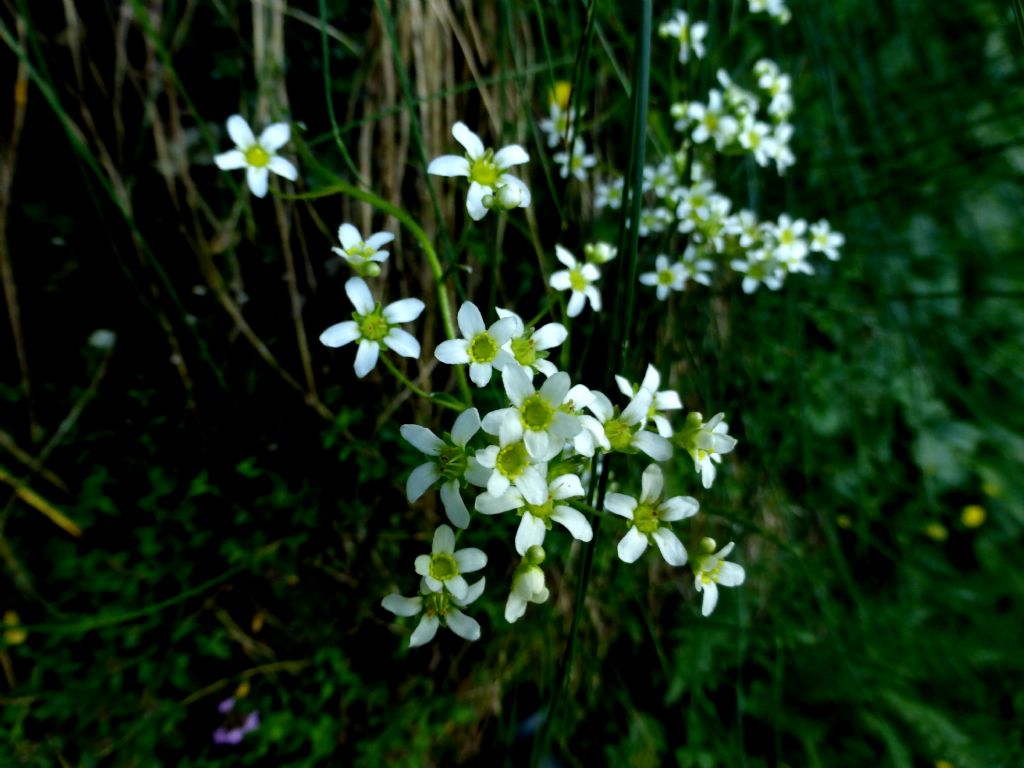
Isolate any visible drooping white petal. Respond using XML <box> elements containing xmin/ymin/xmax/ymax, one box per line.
<box><xmin>383</xmin><ymin>298</ymin><xmax>426</xmax><ymax>324</ymax></box>
<box><xmin>466</xmin><ymin>182</ymin><xmax>489</xmax><ymax>221</ymax></box>
<box><xmin>716</xmin><ymin>562</ymin><xmax>746</xmax><ymax>587</ymax></box>
<box><xmin>469</xmin><ymin>362</ymin><xmax>493</xmax><ymax>387</ymax></box>
<box><xmin>566</xmin><ymin>292</ymin><xmax>585</xmax><ymax>318</ymax></box>
<box><xmin>551</xmin><ymin>505</ymin><xmax>593</xmax><ymax>542</ymax></box>
<box><xmin>494</xmin><ymin>144</ymin><xmax>530</xmax><ymax>168</ymax></box>
<box><xmin>406</xmin><ymin>462</ymin><xmax>440</xmax><ymax>502</ymax></box>
<box><xmin>604</xmin><ymin>493</ymin><xmax>637</xmax><ymax>519</ymax></box>
<box><xmin>652</xmin><ymin>528</ymin><xmax>688</xmax><ymax>566</ymax></box>
<box><xmin>427</xmin><ymin>154</ymin><xmax>471</xmax><ymax>177</ymax></box>
<box><xmin>505</xmin><ymin>594</ymin><xmax>528</xmax><ymax>623</ymax></box>
<box><xmin>319</xmin><ymin>321</ymin><xmax>359</xmax><ymax>348</ymax></box>
<box><xmin>445</xmin><ymin>608</ymin><xmax>481</xmax><ymax>641</ymax></box>
<box><xmin>460</xmin><ymin>577</ymin><xmax>486</xmax><ymax>605</ymax></box>
<box><xmin>259</xmin><ymin>122</ymin><xmax>291</xmax><ymax>151</ymax></box>
<box><xmin>451</xmin><ymin>407</ymin><xmax>481</xmax><ymax>447</ymax></box>
<box><xmin>246</xmin><ymin>166</ymin><xmax>269</xmax><ymax>198</ymax></box>
<box><xmin>383</xmin><ymin>328</ymin><xmax>421</xmax><ymax>359</ymax></box>
<box><xmin>400</xmin><ymin>424</ymin><xmax>445</xmax><ymax>456</ymax></box>
<box><xmin>515</xmin><ymin>512</ymin><xmax>547</xmax><ymax>555</ymax></box>
<box><xmin>435</xmin><ymin>339</ymin><xmax>470</xmax><ymax>365</ymax></box>
<box><xmin>353</xmin><ymin>340</ymin><xmax>380</xmax><ymax>378</ymax></box>
<box><xmin>454</xmin><ymin>547</ymin><xmax>487</xmax><ymax>573</ymax></box>
<box><xmin>700</xmin><ymin>580</ymin><xmax>720</xmax><ymax>616</ymax></box>
<box><xmin>517</xmin><ymin>466</ymin><xmax>548</xmax><ymax>506</ymax></box>
<box><xmin>617</xmin><ymin>526</ymin><xmax>649</xmax><ymax>563</ymax></box>
<box><xmin>409</xmin><ymin>614</ymin><xmax>439</xmax><ymax>646</ymax></box>
<box><xmin>652</xmin><ymin>414</ymin><xmax>674</xmax><ymax>438</ymax></box>
<box><xmin>640</xmin><ymin>464</ymin><xmax>664</xmax><ymax>504</ymax></box>
<box><xmin>633</xmin><ymin>430</ymin><xmax>673</xmax><ymax>461</ymax></box>
<box><xmin>381</xmin><ymin>593</ymin><xmax>422</xmax><ymax>617</ymax></box>
<box><xmin>550</xmin><ymin>473</ymin><xmax>584</xmax><ymax>499</ymax></box>
<box><xmin>584</xmin><ymin>285</ymin><xmax>602</xmax><ymax>312</ymax></box>
<box><xmin>267</xmin><ymin>156</ymin><xmax>298</xmax><ymax>181</ymax></box>
<box><xmin>474</xmin><ymin>490</ymin><xmax>524</xmax><ymax>515</ymax></box>
<box><xmin>345</xmin><ymin>277</ymin><xmax>376</xmax><ymax>315</ymax></box>
<box><xmin>587</xmin><ymin>392</ymin><xmax>614</xmax><ymax>422</ymax></box>
<box><xmin>532</xmin><ymin>323</ymin><xmax>568</xmax><ymax>350</ymax></box>
<box><xmin>452</xmin><ymin>121</ymin><xmax>485</xmax><ymax>158</ymax></box>
<box><xmin>226</xmin><ymin>114</ymin><xmax>255</xmax><ymax>148</ymax></box>
<box><xmin>659</xmin><ymin>495</ymin><xmax>699</xmax><ymax>522</ymax></box>
<box><xmin>214</xmin><ymin>149</ymin><xmax>247</xmax><ymax>170</ymax></box>
<box><xmin>432</xmin><ymin>524</ymin><xmax>456</xmax><ymax>554</ymax></box>
<box><xmin>446</xmin><ymin>574</ymin><xmax>469</xmax><ymax>601</ymax></box>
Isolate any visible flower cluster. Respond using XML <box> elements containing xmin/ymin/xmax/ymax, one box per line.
<box><xmin>540</xmin><ymin>82</ymin><xmax>597</xmax><ymax>182</ymax></box>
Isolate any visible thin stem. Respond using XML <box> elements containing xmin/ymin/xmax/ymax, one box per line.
<box><xmin>380</xmin><ymin>355</ymin><xmax>464</xmax><ymax>413</ymax></box>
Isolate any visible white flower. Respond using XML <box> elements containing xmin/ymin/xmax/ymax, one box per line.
<box><xmin>594</xmin><ymin>177</ymin><xmax>624</xmax><ymax>210</ymax></box>
<box><xmin>319</xmin><ymin>277</ymin><xmax>424</xmax><ymax>378</ymax></box>
<box><xmin>615</xmin><ymin>364</ymin><xmax>683</xmax><ymax>438</ymax></box>
<box><xmin>550</xmin><ymin>245</ymin><xmax>601</xmax><ymax>318</ymax></box>
<box><xmin>495</xmin><ymin>308</ymin><xmax>567</xmax><ymax>378</ymax></box>
<box><xmin>639</xmin><ymin>255</ymin><xmax>686</xmax><ymax>301</ymax></box>
<box><xmin>737</xmin><ymin>116</ymin><xmax>774</xmax><ymax>167</ymax></box>
<box><xmin>505</xmin><ymin>545</ymin><xmax>550</xmax><ymax>623</ymax></box>
<box><xmin>553</xmin><ymin>137</ymin><xmax>597</xmax><ymax>181</ymax></box>
<box><xmin>401</xmin><ymin>408</ymin><xmax>482</xmax><ymax>529</ymax></box>
<box><xmin>810</xmin><ymin>220</ymin><xmax>845</xmax><ymax>261</ymax></box>
<box><xmin>724</xmin><ymin>209</ymin><xmax>762</xmax><ymax>248</ymax></box>
<box><xmin>482</xmin><ymin>367</ymin><xmax>582</xmax><ymax>462</ymax></box>
<box><xmin>214</xmin><ymin>114</ymin><xmax>298</xmax><ymax>198</ymax></box>
<box><xmin>680</xmin><ymin>244</ymin><xmax>716</xmax><ymax>287</ymax></box>
<box><xmin>474</xmin><ymin>436</ymin><xmax>548</xmax><ymax>505</ymax></box>
<box><xmin>605</xmin><ymin>464</ymin><xmax>698</xmax><ymax>565</ymax></box>
<box><xmin>730</xmin><ymin>249</ymin><xmax>785</xmax><ymax>294</ymax></box>
<box><xmin>674</xmin><ymin>181</ymin><xmax>715</xmax><ymax>229</ymax></box>
<box><xmin>678</xmin><ymin>412</ymin><xmax>738</xmax><ymax>488</ymax></box>
<box><xmin>658</xmin><ymin>10</ymin><xmax>708</xmax><ymax>63</ymax></box>
<box><xmin>638</xmin><ymin>207</ymin><xmax>673</xmax><ymax>237</ymax></box>
<box><xmin>382</xmin><ymin>574</ymin><xmax>486</xmax><ymax>647</ymax></box>
<box><xmin>413</xmin><ymin>524</ymin><xmax>487</xmax><ymax>601</ymax></box>
<box><xmin>692</xmin><ymin>539</ymin><xmax>745</xmax><ymax>616</ymax></box>
<box><xmin>583</xmin><ymin>242</ymin><xmax>618</xmax><ymax>264</ymax></box>
<box><xmin>771</xmin><ymin>214</ymin><xmax>809</xmax><ymax>261</ymax></box>
<box><xmin>771</xmin><ymin>123</ymin><xmax>796</xmax><ymax>174</ymax></box>
<box><xmin>642</xmin><ymin>159</ymin><xmax>679</xmax><ymax>199</ymax></box>
<box><xmin>538</xmin><ymin>103</ymin><xmax>578</xmax><ymax>148</ymax></box>
<box><xmin>687</xmin><ymin>91</ymin><xmax>738</xmax><ymax>150</ymax></box>
<box><xmin>434</xmin><ymin>302</ymin><xmax>517</xmax><ymax>387</ymax></box>
<box><xmin>332</xmin><ymin>223</ymin><xmax>394</xmax><ymax>277</ymax></box>
<box><xmin>585</xmin><ymin>389</ymin><xmax>672</xmax><ymax>460</ymax></box>
<box><xmin>476</xmin><ymin>471</ymin><xmax>592</xmax><ymax>555</ymax></box>
<box><xmin>427</xmin><ymin>121</ymin><xmax>531</xmax><ymax>221</ymax></box>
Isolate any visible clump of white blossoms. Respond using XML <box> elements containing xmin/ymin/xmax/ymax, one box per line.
<box><xmin>435</xmin><ymin>301</ymin><xmax>517</xmax><ymax>387</ymax></box>
<box><xmin>549</xmin><ymin>245</ymin><xmax>602</xmax><ymax>318</ymax></box>
<box><xmin>402</xmin><ymin>408</ymin><xmax>482</xmax><ymax>529</ymax></box>
<box><xmin>214</xmin><ymin>114</ymin><xmax>297</xmax><ymax>198</ymax></box>
<box><xmin>333</xmin><ymin>223</ymin><xmax>393</xmax><ymax>278</ymax></box>
<box><xmin>677</xmin><ymin>412</ymin><xmax>738</xmax><ymax>488</ymax></box>
<box><xmin>615</xmin><ymin>364</ymin><xmax>683</xmax><ymax>439</ymax></box>
<box><xmin>505</xmin><ymin>545</ymin><xmax>549</xmax><ymax>623</ymax></box>
<box><xmin>605</xmin><ymin>464</ymin><xmax>699</xmax><ymax>565</ymax></box>
<box><xmin>427</xmin><ymin>121</ymin><xmax>531</xmax><ymax>221</ymax></box>
<box><xmin>658</xmin><ymin>9</ymin><xmax>707</xmax><ymax>63</ymax></box>
<box><xmin>318</xmin><ymin>277</ymin><xmax>424</xmax><ymax>378</ymax></box>
<box><xmin>692</xmin><ymin>538</ymin><xmax>746</xmax><ymax>616</ymax></box>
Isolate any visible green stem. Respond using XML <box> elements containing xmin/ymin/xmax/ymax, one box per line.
<box><xmin>380</xmin><ymin>355</ymin><xmax>464</xmax><ymax>413</ymax></box>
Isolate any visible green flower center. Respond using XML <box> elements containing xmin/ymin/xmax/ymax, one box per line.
<box><xmin>632</xmin><ymin>503</ymin><xmax>661</xmax><ymax>535</ymax></box>
<box><xmin>468</xmin><ymin>332</ymin><xmax>498</xmax><ymax>363</ymax></box>
<box><xmin>511</xmin><ymin>336</ymin><xmax>538</xmax><ymax>367</ymax></box>
<box><xmin>437</xmin><ymin>445</ymin><xmax>467</xmax><ymax>483</ymax></box>
<box><xmin>521</xmin><ymin>394</ymin><xmax>554</xmax><ymax>431</ymax></box>
<box><xmin>346</xmin><ymin>243</ymin><xmax>376</xmax><ymax>262</ymax></box>
<box><xmin>496</xmin><ymin>441</ymin><xmax>530</xmax><ymax>480</ymax></box>
<box><xmin>522</xmin><ymin>497</ymin><xmax>554</xmax><ymax>528</ymax></box>
<box><xmin>780</xmin><ymin>229</ymin><xmax>796</xmax><ymax>245</ymax></box>
<box><xmin>469</xmin><ymin>151</ymin><xmax>500</xmax><ymax>186</ymax></box>
<box><xmin>699</xmin><ymin>560</ymin><xmax>723</xmax><ymax>585</ymax></box>
<box><xmin>604</xmin><ymin>417</ymin><xmax>634</xmax><ymax>452</ymax></box>
<box><xmin>429</xmin><ymin>552</ymin><xmax>459</xmax><ymax>581</ymax></box>
<box><xmin>423</xmin><ymin>591</ymin><xmax>451</xmax><ymax>617</ymax></box>
<box><xmin>244</xmin><ymin>145</ymin><xmax>271</xmax><ymax>167</ymax></box>
<box><xmin>357</xmin><ymin>310</ymin><xmax>390</xmax><ymax>342</ymax></box>
<box><xmin>657</xmin><ymin>270</ymin><xmax>674</xmax><ymax>286</ymax></box>
<box><xmin>569</xmin><ymin>267</ymin><xmax>588</xmax><ymax>292</ymax></box>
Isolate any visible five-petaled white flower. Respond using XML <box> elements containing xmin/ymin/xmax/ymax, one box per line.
<box><xmin>615</xmin><ymin>364</ymin><xmax>683</xmax><ymax>438</ymax></box>
<box><xmin>319</xmin><ymin>277</ymin><xmax>424</xmax><ymax>378</ymax></box>
<box><xmin>435</xmin><ymin>301</ymin><xmax>517</xmax><ymax>387</ymax></box>
<box><xmin>495</xmin><ymin>308</ymin><xmax>567</xmax><ymax>378</ymax></box>
<box><xmin>585</xmin><ymin>389</ymin><xmax>672</xmax><ymax>461</ymax></box>
<box><xmin>692</xmin><ymin>538</ymin><xmax>745</xmax><ymax>616</ymax></box>
<box><xmin>678</xmin><ymin>411</ymin><xmax>738</xmax><ymax>488</ymax></box>
<box><xmin>809</xmin><ymin>219</ymin><xmax>845</xmax><ymax>261</ymax></box>
<box><xmin>658</xmin><ymin>10</ymin><xmax>708</xmax><ymax>63</ymax></box>
<box><xmin>413</xmin><ymin>524</ymin><xmax>487</xmax><ymax>601</ymax></box>
<box><xmin>333</xmin><ymin>223</ymin><xmax>394</xmax><ymax>277</ymax></box>
<box><xmin>427</xmin><ymin>121</ymin><xmax>531</xmax><ymax>221</ymax></box>
<box><xmin>381</xmin><ymin>575</ymin><xmax>485</xmax><ymax>647</ymax></box>
<box><xmin>505</xmin><ymin>545</ymin><xmax>549</xmax><ymax>623</ymax></box>
<box><xmin>482</xmin><ymin>367</ymin><xmax>582</xmax><ymax>462</ymax></box>
<box><xmin>553</xmin><ymin>137</ymin><xmax>597</xmax><ymax>182</ymax></box>
<box><xmin>214</xmin><ymin>114</ymin><xmax>298</xmax><ymax>198</ymax></box>
<box><xmin>550</xmin><ymin>245</ymin><xmax>602</xmax><ymax>318</ymax></box>
<box><xmin>401</xmin><ymin>408</ymin><xmax>482</xmax><ymax>529</ymax></box>
<box><xmin>639</xmin><ymin>255</ymin><xmax>686</xmax><ymax>301</ymax></box>
<box><xmin>476</xmin><ymin>471</ymin><xmax>592</xmax><ymax>555</ymax></box>
<box><xmin>605</xmin><ymin>464</ymin><xmax>698</xmax><ymax>565</ymax></box>
<box><xmin>473</xmin><ymin>434</ymin><xmax>548</xmax><ymax>506</ymax></box>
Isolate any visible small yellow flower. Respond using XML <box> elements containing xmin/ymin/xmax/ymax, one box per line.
<box><xmin>550</xmin><ymin>80</ymin><xmax>573</xmax><ymax>111</ymax></box>
<box><xmin>924</xmin><ymin>522</ymin><xmax>948</xmax><ymax>541</ymax></box>
<box><xmin>961</xmin><ymin>505</ymin><xmax>986</xmax><ymax>528</ymax></box>
<box><xmin>3</xmin><ymin>610</ymin><xmax>27</xmax><ymax>645</ymax></box>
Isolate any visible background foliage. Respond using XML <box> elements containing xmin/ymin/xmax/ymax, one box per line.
<box><xmin>1</xmin><ymin>0</ymin><xmax>1022</xmax><ymax>765</ymax></box>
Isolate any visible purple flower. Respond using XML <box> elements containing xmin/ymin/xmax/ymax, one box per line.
<box><xmin>213</xmin><ymin>697</ymin><xmax>260</xmax><ymax>745</ymax></box>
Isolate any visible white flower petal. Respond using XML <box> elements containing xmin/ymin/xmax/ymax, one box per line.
<box><xmin>226</xmin><ymin>114</ymin><xmax>255</xmax><ymax>148</ymax></box>
<box><xmin>489</xmin><ymin>316</ymin><xmax>518</xmax><ymax>346</ymax></box>
<box><xmin>432</xmin><ymin>524</ymin><xmax>456</xmax><ymax>554</ymax></box>
<box><xmin>617</xmin><ymin>526</ymin><xmax>649</xmax><ymax>563</ymax></box>
<box><xmin>550</xmin><ymin>474</ymin><xmax>584</xmax><ymax>499</ymax></box>
<box><xmin>460</xmin><ymin>577</ymin><xmax>486</xmax><ymax>605</ymax></box>
<box><xmin>454</xmin><ymin>547</ymin><xmax>487</xmax><ymax>573</ymax></box>
<box><xmin>502</xmin><ymin>364</ymin><xmax>534</xmax><ymax>405</ymax></box>
<box><xmin>345</xmin><ymin>277</ymin><xmax>376</xmax><ymax>315</ymax></box>
<box><xmin>659</xmin><ymin>495</ymin><xmax>699</xmax><ymax>521</ymax></box>
<box><xmin>445</xmin><ymin>608</ymin><xmax>480</xmax><ymax>641</ymax></box>
<box><xmin>651</xmin><ymin>528</ymin><xmax>688</xmax><ymax>566</ymax></box>
<box><xmin>566</xmin><ymin>292</ymin><xmax>585</xmax><ymax>318</ymax></box>
<box><xmin>517</xmin><ymin>466</ymin><xmax>548</xmax><ymax>506</ymax></box>
<box><xmin>338</xmin><ymin>223</ymin><xmax>361</xmax><ymax>250</ymax></box>
<box><xmin>604</xmin><ymin>493</ymin><xmax>637</xmax><ymax>519</ymax></box>
<box><xmin>549</xmin><ymin>270</ymin><xmax>572</xmax><ymax>291</ymax></box>
<box><xmin>505</xmin><ymin>594</ymin><xmax>527</xmax><ymax>623</ymax></box>
<box><xmin>364</xmin><ymin>232</ymin><xmax>395</xmax><ymax>250</ymax></box>
<box><xmin>466</xmin><ymin>182</ymin><xmax>489</xmax><ymax>221</ymax></box>
<box><xmin>494</xmin><ymin>144</ymin><xmax>530</xmax><ymax>168</ymax></box>
<box><xmin>457</xmin><ymin>301</ymin><xmax>486</xmax><ymax>338</ymax></box>
<box><xmin>259</xmin><ymin>122</ymin><xmax>291</xmax><ymax>152</ymax></box>
<box><xmin>633</xmin><ymin>430</ymin><xmax>673</xmax><ymax>461</ymax></box>
<box><xmin>655</xmin><ymin>390</ymin><xmax>682</xmax><ymax>410</ymax></box>
<box><xmin>551</xmin><ymin>505</ymin><xmax>593</xmax><ymax>542</ymax></box>
<box><xmin>531</xmin><ymin>323</ymin><xmax>568</xmax><ymax>350</ymax></box>
<box><xmin>246</xmin><ymin>166</ymin><xmax>269</xmax><ymax>198</ymax></box>
<box><xmin>554</xmin><ymin>245</ymin><xmax>577</xmax><ymax>268</ymax></box>
<box><xmin>515</xmin><ymin>512</ymin><xmax>547</xmax><ymax>555</ymax></box>
<box><xmin>214</xmin><ymin>149</ymin><xmax>247</xmax><ymax>170</ymax></box>
<box><xmin>487</xmin><ymin>471</ymin><xmax>510</xmax><ymax>498</ymax></box>
<box><xmin>524</xmin><ymin>429</ymin><xmax>550</xmax><ymax>461</ymax></box>
<box><xmin>435</xmin><ymin>339</ymin><xmax>470</xmax><ymax>365</ymax></box>
<box><xmin>406</xmin><ymin>462</ymin><xmax>440</xmax><ymax>502</ymax></box>
<box><xmin>446</xmin><ymin>574</ymin><xmax>469</xmax><ymax>601</ymax></box>
<box><xmin>481</xmin><ymin>407</ymin><xmax>515</xmax><ymax>436</ymax></box>
<box><xmin>451</xmin><ymin>408</ymin><xmax>480</xmax><ymax>447</ymax></box>
<box><xmin>469</xmin><ymin>362</ymin><xmax>493</xmax><ymax>387</ymax></box>
<box><xmin>400</xmin><ymin>424</ymin><xmax>444</xmax><ymax>456</ymax></box>
<box><xmin>539</xmin><ymin>371</ymin><xmax>571</xmax><ymax>405</ymax></box>
<box><xmin>474</xmin><ymin>490</ymin><xmax>524</xmax><ymax>515</ymax></box>
<box><xmin>267</xmin><ymin>156</ymin><xmax>297</xmax><ymax>181</ymax></box>
<box><xmin>409</xmin><ymin>614</ymin><xmax>440</xmax><ymax>646</ymax></box>
<box><xmin>383</xmin><ymin>328</ymin><xmax>421</xmax><ymax>359</ymax></box>
<box><xmin>427</xmin><ymin>154</ymin><xmax>471</xmax><ymax>177</ymax></box>
<box><xmin>640</xmin><ymin>464</ymin><xmax>664</xmax><ymax>504</ymax></box>
<box><xmin>319</xmin><ymin>321</ymin><xmax>359</xmax><ymax>348</ymax></box>
<box><xmin>383</xmin><ymin>298</ymin><xmax>426</xmax><ymax>324</ymax></box>
<box><xmin>414</xmin><ymin>554</ymin><xmax>431</xmax><ymax>577</ymax></box>
<box><xmin>549</xmin><ymin>411</ymin><xmax>581</xmax><ymax>440</ymax></box>
<box><xmin>353</xmin><ymin>340</ymin><xmax>380</xmax><ymax>378</ymax></box>
<box><xmin>381</xmin><ymin>593</ymin><xmax>422</xmax><ymax>617</ymax></box>
<box><xmin>717</xmin><ymin>561</ymin><xmax>746</xmax><ymax>587</ymax></box>
<box><xmin>452</xmin><ymin>121</ymin><xmax>485</xmax><ymax>158</ymax></box>
<box><xmin>700</xmin><ymin>580</ymin><xmax>719</xmax><ymax>616</ymax></box>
